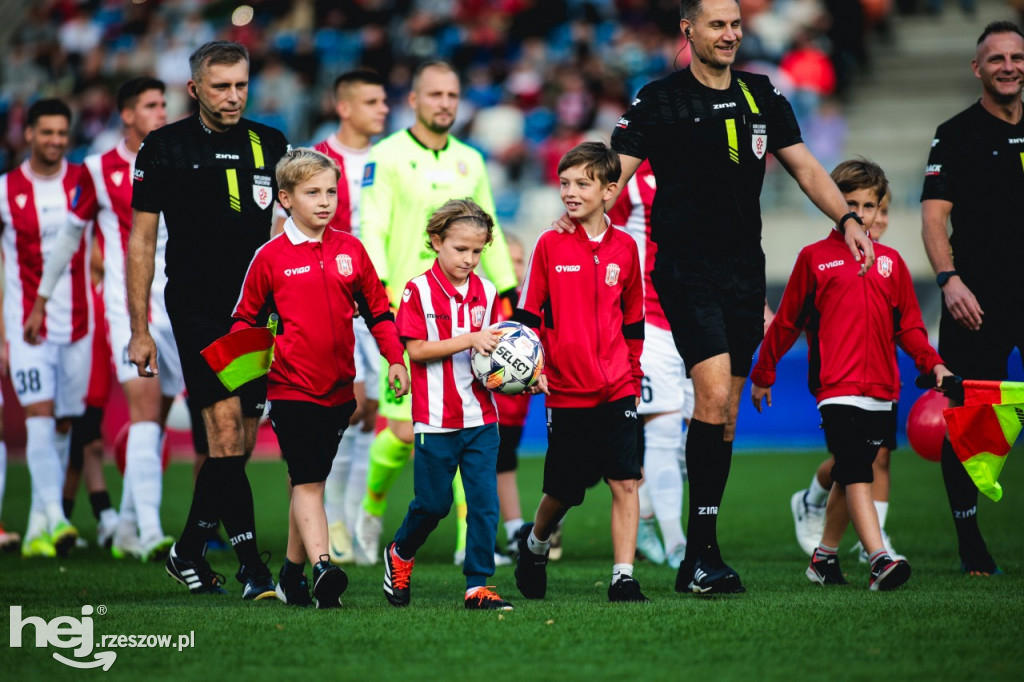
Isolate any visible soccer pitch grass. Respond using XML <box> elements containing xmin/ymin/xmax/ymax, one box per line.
<box><xmin>2</xmin><ymin>450</ymin><xmax>1021</xmax><ymax>682</ymax></box>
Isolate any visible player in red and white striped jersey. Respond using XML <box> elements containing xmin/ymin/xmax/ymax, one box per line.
<box><xmin>384</xmin><ymin>199</ymin><xmax>512</xmax><ymax>610</ymax></box>
<box><xmin>312</xmin><ymin>70</ymin><xmax>389</xmax><ymax>564</ymax></box>
<box><xmin>0</xmin><ymin>99</ymin><xmax>96</xmax><ymax>557</ymax></box>
<box><xmin>29</xmin><ymin>78</ymin><xmax>183</xmax><ymax>563</ymax></box>
<box><xmin>608</xmin><ymin>159</ymin><xmax>690</xmax><ymax>570</ymax></box>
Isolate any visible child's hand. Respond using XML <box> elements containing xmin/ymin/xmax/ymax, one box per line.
<box><xmin>468</xmin><ymin>328</ymin><xmax>504</xmax><ymax>355</ymax></box>
<box><xmin>526</xmin><ymin>374</ymin><xmax>549</xmax><ymax>395</ymax></box>
<box><xmin>751</xmin><ymin>384</ymin><xmax>772</xmax><ymax>412</ymax></box>
<box><xmin>389</xmin><ymin>363</ymin><xmax>410</xmax><ymax>398</ymax></box>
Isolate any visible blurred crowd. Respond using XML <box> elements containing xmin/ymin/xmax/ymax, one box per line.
<box><xmin>0</xmin><ymin>0</ymin><xmax>895</xmax><ymax>224</ymax></box>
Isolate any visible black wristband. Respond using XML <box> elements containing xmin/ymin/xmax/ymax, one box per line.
<box><xmin>835</xmin><ymin>211</ymin><xmax>863</xmax><ymax>235</ymax></box>
<box><xmin>936</xmin><ymin>270</ymin><xmax>958</xmax><ymax>288</ymax></box>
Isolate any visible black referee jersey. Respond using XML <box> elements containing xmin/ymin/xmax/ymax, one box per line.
<box><xmin>921</xmin><ymin>101</ymin><xmax>1024</xmax><ymax>304</ymax></box>
<box><xmin>132</xmin><ymin>114</ymin><xmax>289</xmax><ymax>318</ymax></box>
<box><xmin>612</xmin><ymin>69</ymin><xmax>802</xmax><ymax>260</ymax></box>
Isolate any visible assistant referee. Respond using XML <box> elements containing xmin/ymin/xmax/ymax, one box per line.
<box><xmin>127</xmin><ymin>41</ymin><xmax>289</xmax><ymax>598</ymax></box>
<box><xmin>609</xmin><ymin>0</ymin><xmax>874</xmax><ymax>595</ymax></box>
<box><xmin>921</xmin><ymin>21</ymin><xmax>1024</xmax><ymax>577</ymax></box>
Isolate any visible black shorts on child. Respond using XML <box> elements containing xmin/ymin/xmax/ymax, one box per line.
<box><xmin>821</xmin><ymin>404</ymin><xmax>894</xmax><ymax>485</ymax></box>
<box><xmin>269</xmin><ymin>399</ymin><xmax>357</xmax><ymax>485</ymax></box>
<box><xmin>542</xmin><ymin>395</ymin><xmax>641</xmax><ymax>507</ymax></box>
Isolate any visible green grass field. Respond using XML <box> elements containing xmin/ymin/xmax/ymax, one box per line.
<box><xmin>1</xmin><ymin>449</ymin><xmax>1021</xmax><ymax>681</ymax></box>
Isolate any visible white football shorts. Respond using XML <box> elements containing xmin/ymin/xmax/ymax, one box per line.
<box><xmin>107</xmin><ymin>303</ymin><xmax>184</xmax><ymax>397</ymax></box>
<box><xmin>639</xmin><ymin>323</ymin><xmax>694</xmax><ymax>419</ymax></box>
<box><xmin>7</xmin><ymin>332</ymin><xmax>92</xmax><ymax>418</ymax></box>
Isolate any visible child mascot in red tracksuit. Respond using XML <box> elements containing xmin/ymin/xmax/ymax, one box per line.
<box><xmin>512</xmin><ymin>141</ymin><xmax>649</xmax><ymax>602</ymax></box>
<box><xmin>231</xmin><ymin>148</ymin><xmax>409</xmax><ymax>608</ymax></box>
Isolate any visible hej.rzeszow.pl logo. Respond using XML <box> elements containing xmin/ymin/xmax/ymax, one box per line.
<box><xmin>9</xmin><ymin>605</ymin><xmax>196</xmax><ymax>670</ymax></box>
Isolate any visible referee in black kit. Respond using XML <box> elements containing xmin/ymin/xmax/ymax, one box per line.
<box><xmin>921</xmin><ymin>21</ymin><xmax>1024</xmax><ymax>577</ymax></box>
<box><xmin>127</xmin><ymin>41</ymin><xmax>289</xmax><ymax>598</ymax></box>
<box><xmin>609</xmin><ymin>0</ymin><xmax>875</xmax><ymax>594</ymax></box>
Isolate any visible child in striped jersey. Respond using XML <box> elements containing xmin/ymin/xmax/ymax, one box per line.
<box><xmin>383</xmin><ymin>199</ymin><xmax>514</xmax><ymax>611</ymax></box>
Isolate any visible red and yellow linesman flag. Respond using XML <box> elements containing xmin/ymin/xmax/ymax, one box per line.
<box><xmin>943</xmin><ymin>380</ymin><xmax>1024</xmax><ymax>502</ymax></box>
<box><xmin>201</xmin><ymin>315</ymin><xmax>279</xmax><ymax>392</ymax></box>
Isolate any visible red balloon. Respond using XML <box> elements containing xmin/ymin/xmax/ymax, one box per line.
<box><xmin>113</xmin><ymin>423</ymin><xmax>171</xmax><ymax>475</ymax></box>
<box><xmin>906</xmin><ymin>390</ymin><xmax>948</xmax><ymax>462</ymax></box>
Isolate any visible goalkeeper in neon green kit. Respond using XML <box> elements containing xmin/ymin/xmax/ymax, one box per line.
<box><xmin>354</xmin><ymin>60</ymin><xmax>517</xmax><ymax>565</ymax></box>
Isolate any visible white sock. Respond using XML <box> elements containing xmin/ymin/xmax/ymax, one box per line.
<box><xmin>646</xmin><ymin>445</ymin><xmax>685</xmax><ymax>549</ymax></box>
<box><xmin>643</xmin><ymin>415</ymin><xmax>686</xmax><ymax>549</ymax></box>
<box><xmin>25</xmin><ymin>417</ymin><xmax>66</xmax><ymax>529</ymax></box>
<box><xmin>527</xmin><ymin>529</ymin><xmax>550</xmax><ymax>555</ymax></box>
<box><xmin>807</xmin><ymin>473</ymin><xmax>830</xmax><ymax>507</ymax></box>
<box><xmin>26</xmin><ymin>510</ymin><xmax>48</xmax><ymax>539</ymax></box>
<box><xmin>125</xmin><ymin>422</ymin><xmax>164</xmax><ymax>540</ymax></box>
<box><xmin>875</xmin><ymin>500</ymin><xmax>889</xmax><ymax>530</ymax></box>
<box><xmin>54</xmin><ymin>427</ymin><xmax>71</xmax><ymax>476</ymax></box>
<box><xmin>504</xmin><ymin>518</ymin><xmax>524</xmax><ymax>541</ymax></box>
<box><xmin>612</xmin><ymin>563</ymin><xmax>634</xmax><ymax>584</ymax></box>
<box><xmin>0</xmin><ymin>440</ymin><xmax>6</xmax><ymax>518</ymax></box>
<box><xmin>638</xmin><ymin>481</ymin><xmax>654</xmax><ymax>519</ymax></box>
<box><xmin>118</xmin><ymin>463</ymin><xmax>137</xmax><ymax>535</ymax></box>
<box><xmin>325</xmin><ymin>434</ymin><xmax>352</xmax><ymax>523</ymax></box>
<box><xmin>343</xmin><ymin>427</ymin><xmax>374</xmax><ymax>532</ymax></box>
<box><xmin>99</xmin><ymin>507</ymin><xmax>119</xmax><ymax>529</ymax></box>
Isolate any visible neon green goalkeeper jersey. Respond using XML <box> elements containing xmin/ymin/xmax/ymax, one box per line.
<box><xmin>360</xmin><ymin>129</ymin><xmax>516</xmax><ymax>304</ymax></box>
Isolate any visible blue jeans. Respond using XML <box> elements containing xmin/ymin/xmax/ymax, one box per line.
<box><xmin>393</xmin><ymin>424</ymin><xmax>500</xmax><ymax>588</ymax></box>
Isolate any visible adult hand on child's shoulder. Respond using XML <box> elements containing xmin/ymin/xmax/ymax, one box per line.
<box><xmin>551</xmin><ymin>212</ymin><xmax>575</xmax><ymax>234</ymax></box>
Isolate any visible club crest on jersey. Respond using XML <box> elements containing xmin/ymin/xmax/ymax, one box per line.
<box><xmin>643</xmin><ymin>174</ymin><xmax>656</xmax><ymax>190</ymax></box>
<box><xmin>14</xmin><ymin>194</ymin><xmax>27</xmax><ymax>209</ymax></box>
<box><xmin>751</xmin><ymin>123</ymin><xmax>767</xmax><ymax>159</ymax></box>
<box><xmin>876</xmin><ymin>255</ymin><xmax>893</xmax><ymax>278</ymax></box>
<box><xmin>402</xmin><ymin>287</ymin><xmax>412</xmax><ymax>302</ymax></box>
<box><xmin>336</xmin><ymin>253</ymin><xmax>352</xmax><ymax>276</ymax></box>
<box><xmin>110</xmin><ymin>170</ymin><xmax>124</xmax><ymax>187</ymax></box>
<box><xmin>457</xmin><ymin>160</ymin><xmax>468</xmax><ymax>176</ymax></box>
<box><xmin>362</xmin><ymin>162</ymin><xmax>375</xmax><ymax>187</ymax></box>
<box><xmin>471</xmin><ymin>305</ymin><xmax>485</xmax><ymax>327</ymax></box>
<box><xmin>605</xmin><ymin>263</ymin><xmax>620</xmax><ymax>286</ymax></box>
<box><xmin>253</xmin><ymin>184</ymin><xmax>272</xmax><ymax>210</ymax></box>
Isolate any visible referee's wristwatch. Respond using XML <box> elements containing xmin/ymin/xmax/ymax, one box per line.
<box><xmin>835</xmin><ymin>211</ymin><xmax>864</xmax><ymax>235</ymax></box>
<box><xmin>936</xmin><ymin>270</ymin><xmax>958</xmax><ymax>288</ymax></box>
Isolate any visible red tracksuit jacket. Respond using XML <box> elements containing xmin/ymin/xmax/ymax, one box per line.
<box><xmin>750</xmin><ymin>230</ymin><xmax>943</xmax><ymax>402</ymax></box>
<box><xmin>515</xmin><ymin>219</ymin><xmax>645</xmax><ymax>408</ymax></box>
<box><xmin>231</xmin><ymin>220</ymin><xmax>405</xmax><ymax>406</ymax></box>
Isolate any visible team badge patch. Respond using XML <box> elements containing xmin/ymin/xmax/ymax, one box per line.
<box><xmin>252</xmin><ymin>184</ymin><xmax>272</xmax><ymax>210</ymax></box>
<box><xmin>14</xmin><ymin>194</ymin><xmax>26</xmax><ymax>209</ymax></box>
<box><xmin>457</xmin><ymin>160</ymin><xmax>468</xmax><ymax>176</ymax></box>
<box><xmin>111</xmin><ymin>170</ymin><xmax>124</xmax><ymax>187</ymax></box>
<box><xmin>751</xmin><ymin>123</ymin><xmax>767</xmax><ymax>159</ymax></box>
<box><xmin>471</xmin><ymin>305</ymin><xmax>485</xmax><ymax>327</ymax></box>
<box><xmin>876</xmin><ymin>255</ymin><xmax>893</xmax><ymax>278</ymax></box>
<box><xmin>336</xmin><ymin>254</ymin><xmax>353</xmax><ymax>276</ymax></box>
<box><xmin>402</xmin><ymin>288</ymin><xmax>412</xmax><ymax>302</ymax></box>
<box><xmin>363</xmin><ymin>162</ymin><xmax>375</xmax><ymax>187</ymax></box>
<box><xmin>605</xmin><ymin>263</ymin><xmax>620</xmax><ymax>286</ymax></box>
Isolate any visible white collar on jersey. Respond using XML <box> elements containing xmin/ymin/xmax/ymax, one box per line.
<box><xmin>283</xmin><ymin>216</ymin><xmax>322</xmax><ymax>244</ymax></box>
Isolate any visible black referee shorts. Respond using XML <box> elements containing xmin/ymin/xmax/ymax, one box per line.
<box><xmin>172</xmin><ymin>312</ymin><xmax>267</xmax><ymax>417</ymax></box>
<box><xmin>821</xmin><ymin>404</ymin><xmax>893</xmax><ymax>485</ymax></box>
<box><xmin>939</xmin><ymin>300</ymin><xmax>1024</xmax><ymax>382</ymax></box>
<box><xmin>270</xmin><ymin>400</ymin><xmax>357</xmax><ymax>485</ymax></box>
<box><xmin>542</xmin><ymin>396</ymin><xmax>641</xmax><ymax>507</ymax></box>
<box><xmin>652</xmin><ymin>253</ymin><xmax>766</xmax><ymax>378</ymax></box>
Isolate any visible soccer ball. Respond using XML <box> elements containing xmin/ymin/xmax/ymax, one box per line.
<box><xmin>470</xmin><ymin>321</ymin><xmax>544</xmax><ymax>395</ymax></box>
